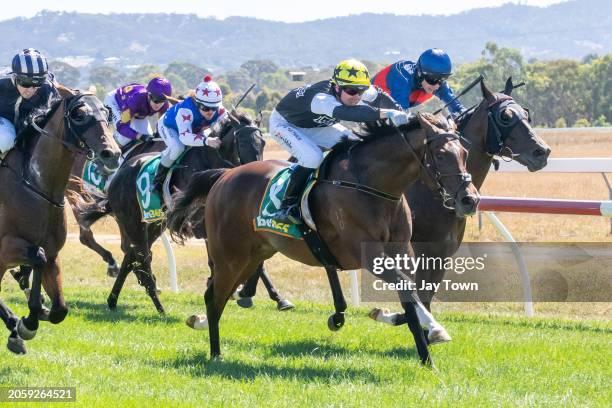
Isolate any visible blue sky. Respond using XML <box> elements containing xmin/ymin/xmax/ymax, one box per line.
<box><xmin>1</xmin><ymin>0</ymin><xmax>567</xmax><ymax>23</ymax></box>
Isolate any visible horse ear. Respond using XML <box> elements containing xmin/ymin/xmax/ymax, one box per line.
<box><xmin>503</xmin><ymin>77</ymin><xmax>513</xmax><ymax>95</ymax></box>
<box><xmin>480</xmin><ymin>79</ymin><xmax>493</xmax><ymax>100</ymax></box>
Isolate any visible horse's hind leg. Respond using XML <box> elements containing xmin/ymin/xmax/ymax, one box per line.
<box><xmin>107</xmin><ymin>249</ymin><xmax>136</xmax><ymax>310</ymax></box>
<box><xmin>9</xmin><ymin>266</ymin><xmax>49</xmax><ymax>321</ymax></box>
<box><xmin>79</xmin><ymin>226</ymin><xmax>119</xmax><ymax>277</ymax></box>
<box><xmin>132</xmin><ymin>255</ymin><xmax>165</xmax><ymax>314</ymax></box>
<box><xmin>207</xmin><ymin>259</ymin><xmax>261</xmax><ymax>359</ymax></box>
<box><xmin>0</xmin><ymin>298</ymin><xmax>26</xmax><ymax>354</ymax></box>
<box><xmin>259</xmin><ymin>264</ymin><xmax>294</xmax><ymax>311</ymax></box>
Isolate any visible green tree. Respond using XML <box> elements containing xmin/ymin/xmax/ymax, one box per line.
<box><xmin>573</xmin><ymin>118</ymin><xmax>591</xmax><ymax>127</ymax></box>
<box><xmin>554</xmin><ymin>117</ymin><xmax>567</xmax><ymax>128</ymax></box>
<box><xmin>89</xmin><ymin>66</ymin><xmax>125</xmax><ymax>90</ymax></box>
<box><xmin>50</xmin><ymin>60</ymin><xmax>80</xmax><ymax>88</ymax></box>
<box><xmin>164</xmin><ymin>61</ymin><xmax>209</xmax><ymax>88</ymax></box>
<box><xmin>125</xmin><ymin>64</ymin><xmax>162</xmax><ymax>84</ymax></box>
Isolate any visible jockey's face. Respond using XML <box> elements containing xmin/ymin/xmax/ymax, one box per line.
<box><xmin>16</xmin><ymin>84</ymin><xmax>40</xmax><ymax>99</ymax></box>
<box><xmin>335</xmin><ymin>85</ymin><xmax>363</xmax><ymax>106</ymax></box>
<box><xmin>148</xmin><ymin>96</ymin><xmax>166</xmax><ymax>112</ymax></box>
<box><xmin>421</xmin><ymin>79</ymin><xmax>441</xmax><ymax>94</ymax></box>
<box><xmin>199</xmin><ymin>107</ymin><xmax>217</xmax><ymax>120</ymax></box>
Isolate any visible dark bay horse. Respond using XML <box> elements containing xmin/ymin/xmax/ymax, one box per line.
<box><xmin>76</xmin><ymin>111</ymin><xmax>266</xmax><ymax>314</ymax></box>
<box><xmin>0</xmin><ymin>87</ymin><xmax>120</xmax><ymax>354</ymax></box>
<box><xmin>167</xmin><ymin>113</ymin><xmax>480</xmax><ymax>365</ymax></box>
<box><xmin>8</xmin><ymin>138</ymin><xmax>165</xmax><ymax>299</ymax></box>
<box><xmin>370</xmin><ymin>78</ymin><xmax>551</xmax><ymax>326</ymax></box>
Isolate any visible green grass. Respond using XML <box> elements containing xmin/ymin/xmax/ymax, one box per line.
<box><xmin>0</xmin><ymin>285</ymin><xmax>610</xmax><ymax>407</ymax></box>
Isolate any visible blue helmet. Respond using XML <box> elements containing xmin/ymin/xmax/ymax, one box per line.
<box><xmin>12</xmin><ymin>48</ymin><xmax>48</xmax><ymax>78</ymax></box>
<box><xmin>416</xmin><ymin>48</ymin><xmax>452</xmax><ymax>79</ymax></box>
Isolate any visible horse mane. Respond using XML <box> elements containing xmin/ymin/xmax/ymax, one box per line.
<box><xmin>333</xmin><ymin>112</ymin><xmax>452</xmax><ymax>153</ymax></box>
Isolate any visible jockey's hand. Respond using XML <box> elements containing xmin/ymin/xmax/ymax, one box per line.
<box><xmin>381</xmin><ymin>109</ymin><xmax>413</xmax><ymax>127</ymax></box>
<box><xmin>139</xmin><ymin>133</ymin><xmax>153</xmax><ymax>143</ymax></box>
<box><xmin>205</xmin><ymin>136</ymin><xmax>222</xmax><ymax>149</ymax></box>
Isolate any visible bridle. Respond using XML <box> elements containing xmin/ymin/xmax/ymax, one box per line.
<box><xmin>3</xmin><ymin>93</ymin><xmax>110</xmax><ymax>207</ymax></box>
<box><xmin>31</xmin><ymin>92</ymin><xmax>110</xmax><ymax>160</ymax></box>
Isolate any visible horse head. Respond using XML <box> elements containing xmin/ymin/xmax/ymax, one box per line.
<box><xmin>416</xmin><ymin>113</ymin><xmax>480</xmax><ymax>217</ymax></box>
<box><xmin>56</xmin><ymin>87</ymin><xmax>121</xmax><ymax>174</ymax></box>
<box><xmin>476</xmin><ymin>79</ymin><xmax>551</xmax><ymax>171</ymax></box>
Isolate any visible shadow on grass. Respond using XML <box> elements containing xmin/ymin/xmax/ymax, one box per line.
<box><xmin>68</xmin><ymin>299</ymin><xmax>181</xmax><ymax>324</ymax></box>
<box><xmin>266</xmin><ymin>339</ymin><xmax>418</xmax><ymax>360</ymax></box>
<box><xmin>157</xmin><ymin>351</ymin><xmax>382</xmax><ymax>383</ymax></box>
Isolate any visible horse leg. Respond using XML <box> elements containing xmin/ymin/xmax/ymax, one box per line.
<box><xmin>0</xmin><ymin>237</ymin><xmax>47</xmax><ymax>340</ymax></box>
<box><xmin>10</xmin><ymin>265</ymin><xmax>31</xmax><ymax>291</ymax></box>
<box><xmin>79</xmin><ymin>226</ymin><xmax>119</xmax><ymax>277</ymax></box>
<box><xmin>207</xmin><ymin>259</ymin><xmax>262</xmax><ymax>359</ymax></box>
<box><xmin>133</xmin><ymin>259</ymin><xmax>165</xmax><ymax>314</ymax></box>
<box><xmin>0</xmin><ymin>297</ymin><xmax>26</xmax><ymax>354</ymax></box>
<box><xmin>259</xmin><ymin>264</ymin><xmax>294</xmax><ymax>311</ymax></box>
<box><xmin>234</xmin><ymin>266</ymin><xmax>259</xmax><ymax>309</ymax></box>
<box><xmin>9</xmin><ymin>266</ymin><xmax>49</xmax><ymax>321</ymax></box>
<box><xmin>107</xmin><ymin>249</ymin><xmax>135</xmax><ymax>310</ymax></box>
<box><xmin>325</xmin><ymin>266</ymin><xmax>346</xmax><ymax>330</ymax></box>
<box><xmin>40</xmin><ymin>258</ymin><xmax>68</xmax><ymax>324</ymax></box>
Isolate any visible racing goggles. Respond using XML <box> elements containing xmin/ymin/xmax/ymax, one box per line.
<box><xmin>15</xmin><ymin>75</ymin><xmax>45</xmax><ymax>88</ymax></box>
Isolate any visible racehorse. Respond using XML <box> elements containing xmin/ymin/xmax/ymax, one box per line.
<box><xmin>367</xmin><ymin>79</ymin><xmax>551</xmax><ymax>326</ymax></box>
<box><xmin>0</xmin><ymin>86</ymin><xmax>120</xmax><ymax>354</ymax></box>
<box><xmin>167</xmin><ymin>113</ymin><xmax>479</xmax><ymax>365</ymax></box>
<box><xmin>75</xmin><ymin>111</ymin><xmax>266</xmax><ymax>313</ymax></box>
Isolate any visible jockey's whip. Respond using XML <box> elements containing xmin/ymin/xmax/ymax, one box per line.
<box><xmin>434</xmin><ymin>74</ymin><xmax>484</xmax><ymax>115</ymax></box>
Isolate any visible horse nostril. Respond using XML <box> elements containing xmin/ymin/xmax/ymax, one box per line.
<box><xmin>99</xmin><ymin>149</ymin><xmax>113</xmax><ymax>159</ymax></box>
<box><xmin>533</xmin><ymin>148</ymin><xmax>551</xmax><ymax>158</ymax></box>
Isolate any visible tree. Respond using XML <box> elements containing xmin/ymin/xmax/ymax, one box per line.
<box><xmin>124</xmin><ymin>64</ymin><xmax>162</xmax><ymax>84</ymax></box>
<box><xmin>89</xmin><ymin>66</ymin><xmax>125</xmax><ymax>90</ymax></box>
<box><xmin>240</xmin><ymin>60</ymin><xmax>278</xmax><ymax>81</ymax></box>
<box><xmin>164</xmin><ymin>61</ymin><xmax>209</xmax><ymax>88</ymax></box>
<box><xmin>554</xmin><ymin>117</ymin><xmax>567</xmax><ymax>128</ymax></box>
<box><xmin>49</xmin><ymin>60</ymin><xmax>80</xmax><ymax>88</ymax></box>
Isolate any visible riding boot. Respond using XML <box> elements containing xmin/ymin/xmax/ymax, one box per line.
<box><xmin>152</xmin><ymin>163</ymin><xmax>170</xmax><ymax>197</ymax></box>
<box><xmin>273</xmin><ymin>165</ymin><xmax>314</xmax><ymax>224</ymax></box>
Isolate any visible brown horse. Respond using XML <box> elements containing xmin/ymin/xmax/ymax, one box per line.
<box><xmin>76</xmin><ymin>111</ymin><xmax>266</xmax><ymax>313</ymax></box>
<box><xmin>0</xmin><ymin>87</ymin><xmax>120</xmax><ymax>354</ymax></box>
<box><xmin>369</xmin><ymin>78</ymin><xmax>551</xmax><ymax>327</ymax></box>
<box><xmin>168</xmin><ymin>113</ymin><xmax>479</xmax><ymax>365</ymax></box>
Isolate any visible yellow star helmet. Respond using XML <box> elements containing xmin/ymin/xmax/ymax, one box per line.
<box><xmin>332</xmin><ymin>59</ymin><xmax>371</xmax><ymax>90</ymax></box>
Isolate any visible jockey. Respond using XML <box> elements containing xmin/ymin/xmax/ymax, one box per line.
<box><xmin>152</xmin><ymin>75</ymin><xmax>226</xmax><ymax>195</ymax></box>
<box><xmin>103</xmin><ymin>76</ymin><xmax>172</xmax><ymax>149</ymax></box>
<box><xmin>0</xmin><ymin>48</ymin><xmax>60</xmax><ymax>156</ymax></box>
<box><xmin>269</xmin><ymin>58</ymin><xmax>412</xmax><ymax>224</ymax></box>
<box><xmin>373</xmin><ymin>48</ymin><xmax>465</xmax><ymax>117</ymax></box>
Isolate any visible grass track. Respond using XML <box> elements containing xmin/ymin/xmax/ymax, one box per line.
<box><xmin>0</xmin><ymin>286</ymin><xmax>610</xmax><ymax>407</ymax></box>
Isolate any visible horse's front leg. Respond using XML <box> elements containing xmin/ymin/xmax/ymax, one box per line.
<box><xmin>325</xmin><ymin>266</ymin><xmax>347</xmax><ymax>331</ymax></box>
<box><xmin>40</xmin><ymin>257</ymin><xmax>68</xmax><ymax>324</ymax></box>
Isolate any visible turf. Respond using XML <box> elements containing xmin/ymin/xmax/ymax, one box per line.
<box><xmin>0</xmin><ymin>285</ymin><xmax>610</xmax><ymax>407</ymax></box>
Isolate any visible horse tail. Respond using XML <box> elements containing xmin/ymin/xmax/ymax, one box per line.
<box><xmin>68</xmin><ymin>187</ymin><xmax>112</xmax><ymax>229</ymax></box>
<box><xmin>167</xmin><ymin>168</ymin><xmax>227</xmax><ymax>243</ymax></box>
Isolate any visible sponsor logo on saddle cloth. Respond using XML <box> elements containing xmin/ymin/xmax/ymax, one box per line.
<box><xmin>254</xmin><ymin>166</ymin><xmax>316</xmax><ymax>239</ymax></box>
<box><xmin>136</xmin><ymin>155</ymin><xmax>165</xmax><ymax>223</ymax></box>
<box><xmin>82</xmin><ymin>160</ymin><xmax>108</xmax><ymax>193</ymax></box>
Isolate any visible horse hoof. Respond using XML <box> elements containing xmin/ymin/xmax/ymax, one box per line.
<box><xmin>186</xmin><ymin>314</ymin><xmax>208</xmax><ymax>330</ymax></box>
<box><xmin>38</xmin><ymin>305</ymin><xmax>51</xmax><ymax>322</ymax></box>
<box><xmin>327</xmin><ymin>313</ymin><xmax>345</xmax><ymax>331</ymax></box>
<box><xmin>17</xmin><ymin>319</ymin><xmax>37</xmax><ymax>341</ymax></box>
<box><xmin>236</xmin><ymin>297</ymin><xmax>253</xmax><ymax>308</ymax></box>
<box><xmin>428</xmin><ymin>327</ymin><xmax>452</xmax><ymax>345</ymax></box>
<box><xmin>277</xmin><ymin>299</ymin><xmax>295</xmax><ymax>311</ymax></box>
<box><xmin>107</xmin><ymin>264</ymin><xmax>120</xmax><ymax>278</ymax></box>
<box><xmin>7</xmin><ymin>335</ymin><xmax>26</xmax><ymax>355</ymax></box>
<box><xmin>156</xmin><ymin>286</ymin><xmax>162</xmax><ymax>295</ymax></box>
<box><xmin>210</xmin><ymin>354</ymin><xmax>223</xmax><ymax>361</ymax></box>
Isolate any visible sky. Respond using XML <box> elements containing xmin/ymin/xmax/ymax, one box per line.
<box><xmin>0</xmin><ymin>0</ymin><xmax>569</xmax><ymax>23</ymax></box>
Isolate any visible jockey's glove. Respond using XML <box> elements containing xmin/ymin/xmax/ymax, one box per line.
<box><xmin>382</xmin><ymin>109</ymin><xmax>414</xmax><ymax>127</ymax></box>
